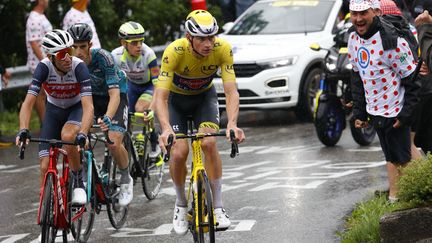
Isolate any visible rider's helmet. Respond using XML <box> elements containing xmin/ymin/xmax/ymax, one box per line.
<box><xmin>41</xmin><ymin>29</ymin><xmax>74</xmax><ymax>55</ymax></box>
<box><xmin>118</xmin><ymin>21</ymin><xmax>145</xmax><ymax>41</ymax></box>
<box><xmin>67</xmin><ymin>23</ymin><xmax>93</xmax><ymax>42</ymax></box>
<box><xmin>185</xmin><ymin>10</ymin><xmax>219</xmax><ymax>37</ymax></box>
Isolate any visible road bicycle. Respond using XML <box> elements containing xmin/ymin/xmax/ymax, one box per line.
<box><xmin>72</xmin><ymin>126</ymin><xmax>130</xmax><ymax>242</ymax></box>
<box><xmin>19</xmin><ymin>138</ymin><xmax>87</xmax><ymax>243</ymax></box>
<box><xmin>125</xmin><ymin>111</ymin><xmax>164</xmax><ymax>200</ymax></box>
<box><xmin>164</xmin><ymin>121</ymin><xmax>239</xmax><ymax>243</ymax></box>
<box><xmin>310</xmin><ymin>22</ymin><xmax>376</xmax><ymax>146</ymax></box>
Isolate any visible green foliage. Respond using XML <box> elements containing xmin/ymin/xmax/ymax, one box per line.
<box><xmin>0</xmin><ymin>1</ymin><xmax>222</xmax><ymax>67</ymax></box>
<box><xmin>0</xmin><ymin>109</ymin><xmax>40</xmax><ymax>136</ymax></box>
<box><xmin>397</xmin><ymin>154</ymin><xmax>432</xmax><ymax>206</ymax></box>
<box><xmin>338</xmin><ymin>196</ymin><xmax>404</xmax><ymax>243</ymax></box>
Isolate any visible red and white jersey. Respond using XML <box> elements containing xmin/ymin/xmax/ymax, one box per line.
<box><xmin>348</xmin><ymin>31</ymin><xmax>416</xmax><ymax>118</ymax></box>
<box><xmin>26</xmin><ymin>11</ymin><xmax>52</xmax><ymax>74</ymax></box>
<box><xmin>62</xmin><ymin>7</ymin><xmax>101</xmax><ymax>49</ymax></box>
<box><xmin>29</xmin><ymin>57</ymin><xmax>92</xmax><ymax>109</ymax></box>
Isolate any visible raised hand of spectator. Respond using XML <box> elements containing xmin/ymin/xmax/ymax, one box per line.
<box><xmin>415</xmin><ymin>10</ymin><xmax>432</xmax><ymax>27</ymax></box>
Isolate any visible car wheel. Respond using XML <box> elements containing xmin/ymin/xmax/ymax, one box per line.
<box><xmin>296</xmin><ymin>67</ymin><xmax>322</xmax><ymax>122</ymax></box>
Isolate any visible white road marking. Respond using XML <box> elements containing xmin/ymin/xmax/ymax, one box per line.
<box><xmin>249</xmin><ymin>180</ymin><xmax>327</xmax><ymax>191</ymax></box>
<box><xmin>0</xmin><ymin>234</ymin><xmax>29</xmax><ymax>243</ymax></box>
<box><xmin>0</xmin><ymin>165</ymin><xmax>16</xmax><ymax>170</ymax></box>
<box><xmin>266</xmin><ymin>169</ymin><xmax>362</xmax><ymax>180</ymax></box>
<box><xmin>3</xmin><ymin>165</ymin><xmax>38</xmax><ymax>173</ymax></box>
<box><xmin>225</xmin><ymin>161</ymin><xmax>273</xmax><ymax>171</ymax></box>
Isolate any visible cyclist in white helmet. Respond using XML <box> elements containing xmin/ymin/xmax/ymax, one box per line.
<box><xmin>16</xmin><ymin>29</ymin><xmax>94</xmax><ymax>206</ymax></box>
<box><xmin>155</xmin><ymin>10</ymin><xmax>245</xmax><ymax>235</ymax></box>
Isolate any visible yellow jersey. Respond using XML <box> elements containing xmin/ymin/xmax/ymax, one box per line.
<box><xmin>156</xmin><ymin>37</ymin><xmax>236</xmax><ymax>95</ymax></box>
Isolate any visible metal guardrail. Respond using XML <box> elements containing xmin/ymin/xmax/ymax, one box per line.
<box><xmin>2</xmin><ymin>44</ymin><xmax>168</xmax><ymax>91</ymax></box>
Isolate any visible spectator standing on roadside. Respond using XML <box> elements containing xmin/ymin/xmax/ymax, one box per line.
<box><xmin>219</xmin><ymin>0</ymin><xmax>257</xmax><ymax>22</ymax></box>
<box><xmin>414</xmin><ymin>10</ymin><xmax>432</xmax><ymax>154</ymax></box>
<box><xmin>25</xmin><ymin>0</ymin><xmax>52</xmax><ymax>124</ymax></box>
<box><xmin>62</xmin><ymin>0</ymin><xmax>101</xmax><ymax>49</ymax></box>
<box><xmin>348</xmin><ymin>0</ymin><xmax>421</xmax><ymax>202</ymax></box>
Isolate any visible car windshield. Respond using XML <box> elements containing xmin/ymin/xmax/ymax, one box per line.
<box><xmin>227</xmin><ymin>0</ymin><xmax>335</xmax><ymax>35</ymax></box>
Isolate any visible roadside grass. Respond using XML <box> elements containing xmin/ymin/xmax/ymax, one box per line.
<box><xmin>0</xmin><ymin>110</ymin><xmax>40</xmax><ymax>137</ymax></box>
<box><xmin>339</xmin><ymin>155</ymin><xmax>432</xmax><ymax>242</ymax></box>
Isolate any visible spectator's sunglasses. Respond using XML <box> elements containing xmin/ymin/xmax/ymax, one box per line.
<box><xmin>55</xmin><ymin>47</ymin><xmax>74</xmax><ymax>60</ymax></box>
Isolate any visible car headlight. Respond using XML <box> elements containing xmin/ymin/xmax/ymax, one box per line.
<box><xmin>259</xmin><ymin>57</ymin><xmax>298</xmax><ymax>69</ymax></box>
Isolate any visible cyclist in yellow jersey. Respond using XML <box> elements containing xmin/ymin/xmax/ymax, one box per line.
<box><xmin>155</xmin><ymin>10</ymin><xmax>245</xmax><ymax>235</ymax></box>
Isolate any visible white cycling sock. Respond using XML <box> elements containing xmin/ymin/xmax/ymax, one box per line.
<box><xmin>210</xmin><ymin>178</ymin><xmax>223</xmax><ymax>209</ymax></box>
<box><xmin>174</xmin><ymin>184</ymin><xmax>187</xmax><ymax>207</ymax></box>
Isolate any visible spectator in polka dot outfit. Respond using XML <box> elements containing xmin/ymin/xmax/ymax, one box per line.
<box><xmin>348</xmin><ymin>0</ymin><xmax>421</xmax><ymax>203</ymax></box>
<box><xmin>62</xmin><ymin>0</ymin><xmax>101</xmax><ymax>49</ymax></box>
<box><xmin>25</xmin><ymin>0</ymin><xmax>52</xmax><ymax>124</ymax></box>
<box><xmin>413</xmin><ymin>10</ymin><xmax>432</xmax><ymax>154</ymax></box>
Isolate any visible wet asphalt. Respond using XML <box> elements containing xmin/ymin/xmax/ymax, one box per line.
<box><xmin>0</xmin><ymin>110</ymin><xmax>388</xmax><ymax>243</ymax></box>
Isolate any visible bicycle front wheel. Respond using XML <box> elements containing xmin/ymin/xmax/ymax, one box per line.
<box><xmin>70</xmin><ymin>170</ymin><xmax>96</xmax><ymax>242</ymax></box>
<box><xmin>141</xmin><ymin>134</ymin><xmax>164</xmax><ymax>200</ymax></box>
<box><xmin>40</xmin><ymin>174</ymin><xmax>57</xmax><ymax>243</ymax></box>
<box><xmin>197</xmin><ymin>170</ymin><xmax>215</xmax><ymax>243</ymax></box>
<box><xmin>106</xmin><ymin>156</ymin><xmax>128</xmax><ymax>229</ymax></box>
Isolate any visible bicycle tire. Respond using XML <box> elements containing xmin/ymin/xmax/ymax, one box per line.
<box><xmin>106</xmin><ymin>155</ymin><xmax>128</xmax><ymax>229</ymax></box>
<box><xmin>40</xmin><ymin>173</ymin><xmax>57</xmax><ymax>243</ymax></box>
<box><xmin>70</xmin><ymin>165</ymin><xmax>96</xmax><ymax>242</ymax></box>
<box><xmin>141</xmin><ymin>133</ymin><xmax>164</xmax><ymax>200</ymax></box>
<box><xmin>197</xmin><ymin>170</ymin><xmax>215</xmax><ymax>243</ymax></box>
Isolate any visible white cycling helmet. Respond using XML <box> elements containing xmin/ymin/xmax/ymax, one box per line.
<box><xmin>185</xmin><ymin>10</ymin><xmax>219</xmax><ymax>37</ymax></box>
<box><xmin>42</xmin><ymin>29</ymin><xmax>74</xmax><ymax>55</ymax></box>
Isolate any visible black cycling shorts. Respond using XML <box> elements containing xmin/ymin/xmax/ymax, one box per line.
<box><xmin>93</xmin><ymin>93</ymin><xmax>128</xmax><ymax>133</ymax></box>
<box><xmin>168</xmin><ymin>86</ymin><xmax>220</xmax><ymax>134</ymax></box>
<box><xmin>39</xmin><ymin>102</ymin><xmax>82</xmax><ymax>158</ymax></box>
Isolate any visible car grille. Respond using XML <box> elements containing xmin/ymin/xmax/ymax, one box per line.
<box><xmin>234</xmin><ymin>63</ymin><xmax>263</xmax><ymax>77</ymax></box>
<box><xmin>218</xmin><ymin>96</ymin><xmax>291</xmax><ymax>105</ymax></box>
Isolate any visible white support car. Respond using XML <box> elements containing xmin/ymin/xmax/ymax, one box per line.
<box><xmin>214</xmin><ymin>0</ymin><xmax>343</xmax><ymax>120</ymax></box>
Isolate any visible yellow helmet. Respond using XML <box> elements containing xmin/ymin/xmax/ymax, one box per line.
<box><xmin>118</xmin><ymin>21</ymin><xmax>145</xmax><ymax>41</ymax></box>
<box><xmin>185</xmin><ymin>10</ymin><xmax>219</xmax><ymax>37</ymax></box>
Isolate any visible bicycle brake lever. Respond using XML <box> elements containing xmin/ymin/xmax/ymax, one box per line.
<box><xmin>229</xmin><ymin>130</ymin><xmax>239</xmax><ymax>158</ymax></box>
<box><xmin>104</xmin><ymin>132</ymin><xmax>114</xmax><ymax>145</ymax></box>
<box><xmin>18</xmin><ymin>141</ymin><xmax>26</xmax><ymax>160</ymax></box>
<box><xmin>163</xmin><ymin>134</ymin><xmax>174</xmax><ymax>162</ymax></box>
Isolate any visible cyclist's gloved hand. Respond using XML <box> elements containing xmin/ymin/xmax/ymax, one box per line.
<box><xmin>75</xmin><ymin>132</ymin><xmax>87</xmax><ymax>148</ymax></box>
<box><xmin>16</xmin><ymin>128</ymin><xmax>30</xmax><ymax>145</ymax></box>
<box><xmin>102</xmin><ymin>115</ymin><xmax>112</xmax><ymax>127</ymax></box>
<box><xmin>144</xmin><ymin>110</ymin><xmax>154</xmax><ymax>122</ymax></box>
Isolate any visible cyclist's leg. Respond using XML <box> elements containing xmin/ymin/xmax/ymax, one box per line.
<box><xmin>169</xmin><ymin>93</ymin><xmax>190</xmax><ymax>235</ymax></box>
<box><xmin>195</xmin><ymin>87</ymin><xmax>230</xmax><ymax>229</ymax></box>
<box><xmin>127</xmin><ymin>82</ymin><xmax>142</xmax><ymax>113</ymax></box>
<box><xmin>38</xmin><ymin>102</ymin><xmax>67</xmax><ymax>186</ymax></box>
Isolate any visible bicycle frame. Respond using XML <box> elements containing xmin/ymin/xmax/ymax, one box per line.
<box><xmin>36</xmin><ymin>146</ymin><xmax>71</xmax><ymax>229</ymax></box>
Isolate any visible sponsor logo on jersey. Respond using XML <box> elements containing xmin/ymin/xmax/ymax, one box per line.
<box><xmin>201</xmin><ymin>65</ymin><xmax>218</xmax><ymax>75</ymax></box>
<box><xmin>214</xmin><ymin>42</ymin><xmax>222</xmax><ymax>48</ymax></box>
<box><xmin>151</xmin><ymin>66</ymin><xmax>160</xmax><ymax>77</ymax></box>
<box><xmin>174</xmin><ymin>76</ymin><xmax>213</xmax><ymax>91</ymax></box>
<box><xmin>174</xmin><ymin>46</ymin><xmax>185</xmax><ymax>55</ymax></box>
<box><xmin>183</xmin><ymin>66</ymin><xmax>190</xmax><ymax>74</ymax></box>
<box><xmin>160</xmin><ymin>71</ymin><xmax>171</xmax><ymax>77</ymax></box>
<box><xmin>163</xmin><ymin>56</ymin><xmax>169</xmax><ymax>64</ymax></box>
<box><xmin>397</xmin><ymin>53</ymin><xmax>408</xmax><ymax>64</ymax></box>
<box><xmin>225</xmin><ymin>64</ymin><xmax>234</xmax><ymax>74</ymax></box>
<box><xmin>357</xmin><ymin>47</ymin><xmax>370</xmax><ymax>69</ymax></box>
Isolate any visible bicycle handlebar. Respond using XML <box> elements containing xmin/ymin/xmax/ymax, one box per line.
<box><xmin>162</xmin><ymin>129</ymin><xmax>239</xmax><ymax>162</ymax></box>
<box><xmin>91</xmin><ymin>124</ymin><xmax>114</xmax><ymax>145</ymax></box>
<box><xmin>18</xmin><ymin>138</ymin><xmax>78</xmax><ymax>160</ymax></box>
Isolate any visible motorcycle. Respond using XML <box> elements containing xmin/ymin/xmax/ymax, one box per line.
<box><xmin>309</xmin><ymin>24</ymin><xmax>376</xmax><ymax>147</ymax></box>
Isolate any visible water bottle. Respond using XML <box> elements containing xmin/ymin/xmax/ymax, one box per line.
<box><xmin>135</xmin><ymin>133</ymin><xmax>145</xmax><ymax>156</ymax></box>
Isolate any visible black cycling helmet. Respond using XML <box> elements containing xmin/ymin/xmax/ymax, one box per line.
<box><xmin>67</xmin><ymin>23</ymin><xmax>93</xmax><ymax>42</ymax></box>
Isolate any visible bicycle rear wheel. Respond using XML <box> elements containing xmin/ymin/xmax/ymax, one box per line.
<box><xmin>141</xmin><ymin>133</ymin><xmax>164</xmax><ymax>200</ymax></box>
<box><xmin>40</xmin><ymin>174</ymin><xmax>57</xmax><ymax>243</ymax></box>
<box><xmin>197</xmin><ymin>170</ymin><xmax>215</xmax><ymax>243</ymax></box>
<box><xmin>106</xmin><ymin>156</ymin><xmax>128</xmax><ymax>229</ymax></box>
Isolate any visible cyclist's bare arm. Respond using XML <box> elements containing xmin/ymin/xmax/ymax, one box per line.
<box><xmin>106</xmin><ymin>88</ymin><xmax>120</xmax><ymax>119</ymax></box>
<box><xmin>16</xmin><ymin>94</ymin><xmax>37</xmax><ymax>145</ymax></box>
<box><xmin>223</xmin><ymin>81</ymin><xmax>245</xmax><ymax>143</ymax></box>
<box><xmin>80</xmin><ymin>95</ymin><xmax>94</xmax><ymax>134</ymax></box>
<box><xmin>154</xmin><ymin>87</ymin><xmax>175</xmax><ymax>150</ymax></box>
<box><xmin>30</xmin><ymin>41</ymin><xmax>44</xmax><ymax>61</ymax></box>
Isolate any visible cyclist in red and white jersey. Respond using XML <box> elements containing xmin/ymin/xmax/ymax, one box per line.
<box><xmin>16</xmin><ymin>29</ymin><xmax>94</xmax><ymax>205</ymax></box>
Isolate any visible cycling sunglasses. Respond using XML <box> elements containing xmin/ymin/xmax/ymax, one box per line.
<box><xmin>55</xmin><ymin>47</ymin><xmax>74</xmax><ymax>60</ymax></box>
